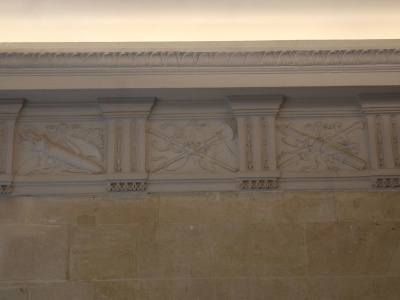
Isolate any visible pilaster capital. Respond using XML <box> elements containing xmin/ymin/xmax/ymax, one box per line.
<box><xmin>227</xmin><ymin>95</ymin><xmax>284</xmax><ymax>116</ymax></box>
<box><xmin>0</xmin><ymin>99</ymin><xmax>24</xmax><ymax>119</ymax></box>
<box><xmin>98</xmin><ymin>97</ymin><xmax>155</xmax><ymax>118</ymax></box>
<box><xmin>358</xmin><ymin>94</ymin><xmax>400</xmax><ymax>114</ymax></box>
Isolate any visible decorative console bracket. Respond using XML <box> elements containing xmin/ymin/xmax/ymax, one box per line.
<box><xmin>0</xmin><ymin>99</ymin><xmax>24</xmax><ymax>194</ymax></box>
<box><xmin>228</xmin><ymin>95</ymin><xmax>283</xmax><ymax>189</ymax></box>
<box><xmin>359</xmin><ymin>94</ymin><xmax>400</xmax><ymax>188</ymax></box>
<box><xmin>98</xmin><ymin>98</ymin><xmax>155</xmax><ymax>192</ymax></box>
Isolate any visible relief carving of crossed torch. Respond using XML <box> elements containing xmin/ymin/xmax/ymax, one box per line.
<box><xmin>277</xmin><ymin>121</ymin><xmax>367</xmax><ymax>170</ymax></box>
<box><xmin>149</xmin><ymin>121</ymin><xmax>237</xmax><ymax>173</ymax></box>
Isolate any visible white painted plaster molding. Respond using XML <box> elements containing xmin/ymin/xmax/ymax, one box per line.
<box><xmin>0</xmin><ymin>92</ymin><xmax>397</xmax><ymax>195</ymax></box>
<box><xmin>1</xmin><ymin>41</ymin><xmax>400</xmax><ymax>92</ymax></box>
<box><xmin>0</xmin><ymin>99</ymin><xmax>23</xmax><ymax>193</ymax></box>
<box><xmin>98</xmin><ymin>98</ymin><xmax>155</xmax><ymax>186</ymax></box>
<box><xmin>0</xmin><ymin>41</ymin><xmax>399</xmax><ymax>194</ymax></box>
<box><xmin>359</xmin><ymin>94</ymin><xmax>400</xmax><ymax>175</ymax></box>
<box><xmin>1</xmin><ymin>49</ymin><xmax>399</xmax><ymax>70</ymax></box>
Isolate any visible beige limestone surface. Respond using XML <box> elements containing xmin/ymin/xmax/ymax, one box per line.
<box><xmin>0</xmin><ymin>191</ymin><xmax>399</xmax><ymax>299</ymax></box>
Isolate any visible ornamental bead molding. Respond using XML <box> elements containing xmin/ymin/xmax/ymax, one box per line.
<box><xmin>372</xmin><ymin>177</ymin><xmax>400</xmax><ymax>188</ymax></box>
<box><xmin>108</xmin><ymin>182</ymin><xmax>146</xmax><ymax>192</ymax></box>
<box><xmin>0</xmin><ymin>185</ymin><xmax>11</xmax><ymax>194</ymax></box>
<box><xmin>1</xmin><ymin>49</ymin><xmax>400</xmax><ymax>69</ymax></box>
<box><xmin>239</xmin><ymin>179</ymin><xmax>278</xmax><ymax>190</ymax></box>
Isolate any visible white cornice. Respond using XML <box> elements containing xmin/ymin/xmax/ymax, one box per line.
<box><xmin>0</xmin><ymin>41</ymin><xmax>399</xmax><ymax>195</ymax></box>
<box><xmin>1</xmin><ymin>41</ymin><xmax>399</xmax><ymax>70</ymax></box>
<box><xmin>0</xmin><ymin>49</ymin><xmax>399</xmax><ymax>70</ymax></box>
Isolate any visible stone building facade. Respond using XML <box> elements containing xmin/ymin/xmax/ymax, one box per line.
<box><xmin>0</xmin><ymin>40</ymin><xmax>399</xmax><ymax>299</ymax></box>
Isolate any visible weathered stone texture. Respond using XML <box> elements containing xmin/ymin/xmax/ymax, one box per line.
<box><xmin>252</xmin><ymin>191</ymin><xmax>336</xmax><ymax>223</ymax></box>
<box><xmin>0</xmin><ymin>225</ymin><xmax>68</xmax><ymax>281</ymax></box>
<box><xmin>0</xmin><ymin>191</ymin><xmax>399</xmax><ymax>299</ymax></box>
<box><xmin>0</xmin><ymin>197</ymin><xmax>30</xmax><ymax>224</ymax></box>
<box><xmin>70</xmin><ymin>225</ymin><xmax>137</xmax><ymax>280</ymax></box>
<box><xmin>29</xmin><ymin>282</ymin><xmax>95</xmax><ymax>300</ymax></box>
<box><xmin>95</xmin><ymin>280</ymin><xmax>172</xmax><ymax>300</ymax></box>
<box><xmin>335</xmin><ymin>191</ymin><xmax>400</xmax><ymax>222</ymax></box>
<box><xmin>172</xmin><ymin>279</ymin><xmax>231</xmax><ymax>300</ymax></box>
<box><xmin>137</xmin><ymin>223</ymin><xmax>218</xmax><ymax>278</ymax></box>
<box><xmin>306</xmin><ymin>222</ymin><xmax>400</xmax><ymax>276</ymax></box>
<box><xmin>159</xmin><ymin>192</ymin><xmax>253</xmax><ymax>224</ymax></box>
<box><xmin>216</xmin><ymin>223</ymin><xmax>306</xmax><ymax>277</ymax></box>
<box><xmin>0</xmin><ymin>284</ymin><xmax>29</xmax><ymax>300</ymax></box>
<box><xmin>29</xmin><ymin>194</ymin><xmax>158</xmax><ymax>225</ymax></box>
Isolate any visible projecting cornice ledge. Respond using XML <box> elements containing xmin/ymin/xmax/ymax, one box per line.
<box><xmin>1</xmin><ymin>46</ymin><xmax>399</xmax><ymax>70</ymax></box>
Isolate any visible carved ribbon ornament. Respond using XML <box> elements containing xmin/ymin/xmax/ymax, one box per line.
<box><xmin>150</xmin><ymin>121</ymin><xmax>236</xmax><ymax>173</ymax></box>
<box><xmin>277</xmin><ymin>121</ymin><xmax>367</xmax><ymax>171</ymax></box>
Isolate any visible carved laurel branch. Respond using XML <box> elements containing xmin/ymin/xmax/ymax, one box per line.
<box><xmin>1</xmin><ymin>49</ymin><xmax>400</xmax><ymax>69</ymax></box>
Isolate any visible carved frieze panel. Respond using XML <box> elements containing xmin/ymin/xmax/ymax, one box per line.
<box><xmin>0</xmin><ymin>122</ymin><xmax>6</xmax><ymax>174</ymax></box>
<box><xmin>148</xmin><ymin>120</ymin><xmax>237</xmax><ymax>173</ymax></box>
<box><xmin>16</xmin><ymin>123</ymin><xmax>105</xmax><ymax>175</ymax></box>
<box><xmin>276</xmin><ymin>119</ymin><xmax>369</xmax><ymax>172</ymax></box>
<box><xmin>0</xmin><ymin>91</ymin><xmax>398</xmax><ymax>194</ymax></box>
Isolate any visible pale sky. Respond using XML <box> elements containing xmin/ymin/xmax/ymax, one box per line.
<box><xmin>1</xmin><ymin>0</ymin><xmax>399</xmax><ymax>42</ymax></box>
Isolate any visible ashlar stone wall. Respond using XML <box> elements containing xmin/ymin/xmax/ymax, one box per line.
<box><xmin>0</xmin><ymin>191</ymin><xmax>399</xmax><ymax>299</ymax></box>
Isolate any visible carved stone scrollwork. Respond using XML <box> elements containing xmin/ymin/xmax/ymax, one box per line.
<box><xmin>260</xmin><ymin>117</ymin><xmax>268</xmax><ymax>170</ymax></box>
<box><xmin>108</xmin><ymin>182</ymin><xmax>146</xmax><ymax>192</ymax></box>
<box><xmin>239</xmin><ymin>179</ymin><xmax>277</xmax><ymax>189</ymax></box>
<box><xmin>245</xmin><ymin>118</ymin><xmax>253</xmax><ymax>171</ymax></box>
<box><xmin>390</xmin><ymin>115</ymin><xmax>400</xmax><ymax>167</ymax></box>
<box><xmin>277</xmin><ymin>121</ymin><xmax>367</xmax><ymax>171</ymax></box>
<box><xmin>17</xmin><ymin>124</ymin><xmax>104</xmax><ymax>175</ymax></box>
<box><xmin>0</xmin><ymin>122</ymin><xmax>6</xmax><ymax>174</ymax></box>
<box><xmin>374</xmin><ymin>115</ymin><xmax>385</xmax><ymax>168</ymax></box>
<box><xmin>149</xmin><ymin>120</ymin><xmax>236</xmax><ymax>173</ymax></box>
<box><xmin>372</xmin><ymin>177</ymin><xmax>400</xmax><ymax>188</ymax></box>
<box><xmin>0</xmin><ymin>185</ymin><xmax>11</xmax><ymax>194</ymax></box>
